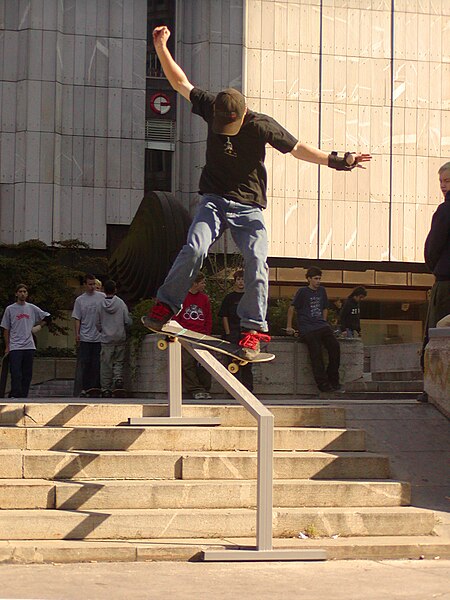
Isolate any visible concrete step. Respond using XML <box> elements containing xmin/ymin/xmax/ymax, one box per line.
<box><xmin>0</xmin><ymin>450</ymin><xmax>390</xmax><ymax>480</ymax></box>
<box><xmin>0</xmin><ymin>479</ymin><xmax>410</xmax><ymax>509</ymax></box>
<box><xmin>29</xmin><ymin>380</ymin><xmax>74</xmax><ymax>398</ymax></box>
<box><xmin>181</xmin><ymin>451</ymin><xmax>390</xmax><ymax>480</ymax></box>
<box><xmin>0</xmin><ymin>426</ymin><xmax>366</xmax><ymax>452</ymax></box>
<box><xmin>335</xmin><ymin>391</ymin><xmax>421</xmax><ymax>400</ymax></box>
<box><xmin>371</xmin><ymin>370</ymin><xmax>423</xmax><ymax>382</ymax></box>
<box><xmin>0</xmin><ymin>403</ymin><xmax>347</xmax><ymax>428</ymax></box>
<box><xmin>1</xmin><ymin>535</ymin><xmax>447</xmax><ymax>562</ymax></box>
<box><xmin>345</xmin><ymin>381</ymin><xmax>423</xmax><ymax>393</ymax></box>
<box><xmin>0</xmin><ymin>507</ymin><xmax>436</xmax><ymax>540</ymax></box>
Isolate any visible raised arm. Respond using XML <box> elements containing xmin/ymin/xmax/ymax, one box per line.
<box><xmin>153</xmin><ymin>26</ymin><xmax>194</xmax><ymax>101</ymax></box>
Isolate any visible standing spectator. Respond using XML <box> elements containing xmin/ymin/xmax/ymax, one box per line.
<box><xmin>96</xmin><ymin>280</ymin><xmax>132</xmax><ymax>397</ymax></box>
<box><xmin>339</xmin><ymin>287</ymin><xmax>367</xmax><ymax>338</ymax></box>
<box><xmin>286</xmin><ymin>267</ymin><xmax>341</xmax><ymax>393</ymax></box>
<box><xmin>174</xmin><ymin>273</ymin><xmax>212</xmax><ymax>400</ymax></box>
<box><xmin>72</xmin><ymin>274</ymin><xmax>105</xmax><ymax>397</ymax></box>
<box><xmin>418</xmin><ymin>162</ymin><xmax>450</xmax><ymax>402</ymax></box>
<box><xmin>1</xmin><ymin>284</ymin><xmax>50</xmax><ymax>398</ymax></box>
<box><xmin>94</xmin><ymin>279</ymin><xmax>103</xmax><ymax>292</ymax></box>
<box><xmin>219</xmin><ymin>269</ymin><xmax>254</xmax><ymax>391</ymax></box>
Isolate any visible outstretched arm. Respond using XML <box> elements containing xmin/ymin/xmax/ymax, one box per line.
<box><xmin>153</xmin><ymin>26</ymin><xmax>194</xmax><ymax>101</ymax></box>
<box><xmin>290</xmin><ymin>142</ymin><xmax>372</xmax><ymax>170</ymax></box>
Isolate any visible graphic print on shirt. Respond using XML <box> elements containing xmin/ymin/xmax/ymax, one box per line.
<box><xmin>223</xmin><ymin>137</ymin><xmax>237</xmax><ymax>158</ymax></box>
<box><xmin>183</xmin><ymin>304</ymin><xmax>205</xmax><ymax>322</ymax></box>
<box><xmin>309</xmin><ymin>295</ymin><xmax>323</xmax><ymax>319</ymax></box>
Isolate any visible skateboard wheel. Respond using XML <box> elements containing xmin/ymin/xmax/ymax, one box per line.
<box><xmin>239</xmin><ymin>360</ymin><xmax>249</xmax><ymax>367</ymax></box>
<box><xmin>157</xmin><ymin>339</ymin><xmax>168</xmax><ymax>351</ymax></box>
<box><xmin>228</xmin><ymin>362</ymin><xmax>239</xmax><ymax>374</ymax></box>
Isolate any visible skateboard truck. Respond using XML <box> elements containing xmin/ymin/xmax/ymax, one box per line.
<box><xmin>155</xmin><ymin>334</ymin><xmax>248</xmax><ymax>373</ymax></box>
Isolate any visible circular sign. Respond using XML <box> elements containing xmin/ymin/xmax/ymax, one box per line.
<box><xmin>150</xmin><ymin>92</ymin><xmax>171</xmax><ymax>115</ymax></box>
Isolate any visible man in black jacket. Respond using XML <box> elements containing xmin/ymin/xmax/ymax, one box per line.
<box><xmin>339</xmin><ymin>287</ymin><xmax>367</xmax><ymax>338</ymax></box>
<box><xmin>418</xmin><ymin>162</ymin><xmax>450</xmax><ymax>401</ymax></box>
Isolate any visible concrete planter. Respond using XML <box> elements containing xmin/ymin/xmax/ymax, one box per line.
<box><xmin>369</xmin><ymin>343</ymin><xmax>421</xmax><ymax>373</ymax></box>
<box><xmin>131</xmin><ymin>335</ymin><xmax>364</xmax><ymax>398</ymax></box>
<box><xmin>32</xmin><ymin>358</ymin><xmax>77</xmax><ymax>385</ymax></box>
<box><xmin>424</xmin><ymin>328</ymin><xmax>450</xmax><ymax>418</ymax></box>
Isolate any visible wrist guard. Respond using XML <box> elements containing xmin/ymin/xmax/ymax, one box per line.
<box><xmin>328</xmin><ymin>151</ymin><xmax>356</xmax><ymax>171</ymax></box>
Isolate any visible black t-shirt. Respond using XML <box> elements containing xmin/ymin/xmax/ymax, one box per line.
<box><xmin>218</xmin><ymin>290</ymin><xmax>244</xmax><ymax>337</ymax></box>
<box><xmin>190</xmin><ymin>88</ymin><xmax>298</xmax><ymax>208</ymax></box>
<box><xmin>339</xmin><ymin>297</ymin><xmax>361</xmax><ymax>332</ymax></box>
<box><xmin>292</xmin><ymin>286</ymin><xmax>329</xmax><ymax>334</ymax></box>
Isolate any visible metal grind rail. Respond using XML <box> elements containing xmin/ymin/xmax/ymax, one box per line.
<box><xmin>130</xmin><ymin>335</ymin><xmax>326</xmax><ymax>562</ymax></box>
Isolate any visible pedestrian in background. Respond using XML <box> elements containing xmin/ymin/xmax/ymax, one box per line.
<box><xmin>72</xmin><ymin>274</ymin><xmax>105</xmax><ymax>397</ymax></box>
<box><xmin>339</xmin><ymin>287</ymin><xmax>367</xmax><ymax>338</ymax></box>
<box><xmin>1</xmin><ymin>284</ymin><xmax>50</xmax><ymax>398</ymax></box>
<box><xmin>96</xmin><ymin>280</ymin><xmax>132</xmax><ymax>397</ymax></box>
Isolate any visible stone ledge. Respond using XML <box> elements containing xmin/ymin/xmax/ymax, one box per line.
<box><xmin>424</xmin><ymin>328</ymin><xmax>450</xmax><ymax>418</ymax></box>
<box><xmin>131</xmin><ymin>336</ymin><xmax>364</xmax><ymax>397</ymax></box>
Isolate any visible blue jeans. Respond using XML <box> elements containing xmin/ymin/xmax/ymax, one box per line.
<box><xmin>157</xmin><ymin>194</ymin><xmax>269</xmax><ymax>332</ymax></box>
<box><xmin>9</xmin><ymin>349</ymin><xmax>35</xmax><ymax>398</ymax></box>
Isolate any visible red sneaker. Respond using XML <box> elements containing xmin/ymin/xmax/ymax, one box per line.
<box><xmin>142</xmin><ymin>301</ymin><xmax>174</xmax><ymax>331</ymax></box>
<box><xmin>239</xmin><ymin>331</ymin><xmax>271</xmax><ymax>360</ymax></box>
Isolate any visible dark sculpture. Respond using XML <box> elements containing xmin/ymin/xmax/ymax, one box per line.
<box><xmin>109</xmin><ymin>191</ymin><xmax>191</xmax><ymax>303</ymax></box>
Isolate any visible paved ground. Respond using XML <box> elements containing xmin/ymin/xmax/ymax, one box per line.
<box><xmin>0</xmin><ymin>559</ymin><xmax>449</xmax><ymax>599</ymax></box>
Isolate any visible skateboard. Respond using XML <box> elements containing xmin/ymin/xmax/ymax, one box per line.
<box><xmin>0</xmin><ymin>354</ymin><xmax>10</xmax><ymax>398</ymax></box>
<box><xmin>142</xmin><ymin>318</ymin><xmax>274</xmax><ymax>374</ymax></box>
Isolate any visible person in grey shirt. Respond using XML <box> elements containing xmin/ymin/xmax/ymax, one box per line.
<box><xmin>1</xmin><ymin>284</ymin><xmax>50</xmax><ymax>398</ymax></box>
<box><xmin>96</xmin><ymin>280</ymin><xmax>132</xmax><ymax>396</ymax></box>
<box><xmin>72</xmin><ymin>274</ymin><xmax>105</xmax><ymax>396</ymax></box>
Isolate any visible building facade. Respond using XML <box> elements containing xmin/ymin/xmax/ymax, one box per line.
<box><xmin>0</xmin><ymin>0</ymin><xmax>147</xmax><ymax>249</ymax></box>
<box><xmin>1</xmin><ymin>0</ymin><xmax>449</xmax><ymax>343</ymax></box>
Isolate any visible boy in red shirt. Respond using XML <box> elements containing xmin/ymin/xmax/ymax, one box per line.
<box><xmin>174</xmin><ymin>273</ymin><xmax>212</xmax><ymax>400</ymax></box>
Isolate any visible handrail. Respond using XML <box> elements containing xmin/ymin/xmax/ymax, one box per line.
<box><xmin>134</xmin><ymin>330</ymin><xmax>326</xmax><ymax>560</ymax></box>
<box><xmin>181</xmin><ymin>341</ymin><xmax>275</xmax><ymax>551</ymax></box>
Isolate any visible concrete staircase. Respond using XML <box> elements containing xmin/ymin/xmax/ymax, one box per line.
<box><xmin>0</xmin><ymin>402</ymin><xmax>446</xmax><ymax>563</ymax></box>
<box><xmin>345</xmin><ymin>370</ymin><xmax>423</xmax><ymax>399</ymax></box>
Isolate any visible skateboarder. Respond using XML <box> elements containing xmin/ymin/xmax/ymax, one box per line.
<box><xmin>0</xmin><ymin>284</ymin><xmax>50</xmax><ymax>398</ymax></box>
<box><xmin>96</xmin><ymin>280</ymin><xmax>132</xmax><ymax>397</ymax></box>
<box><xmin>219</xmin><ymin>269</ymin><xmax>254</xmax><ymax>391</ymax></box>
<box><xmin>146</xmin><ymin>25</ymin><xmax>371</xmax><ymax>358</ymax></box>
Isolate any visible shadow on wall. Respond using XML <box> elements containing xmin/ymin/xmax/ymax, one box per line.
<box><xmin>109</xmin><ymin>191</ymin><xmax>191</xmax><ymax>304</ymax></box>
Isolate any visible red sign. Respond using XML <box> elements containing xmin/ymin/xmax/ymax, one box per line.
<box><xmin>150</xmin><ymin>92</ymin><xmax>171</xmax><ymax>115</ymax></box>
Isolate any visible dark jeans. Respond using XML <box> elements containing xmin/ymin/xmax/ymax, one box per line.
<box><xmin>182</xmin><ymin>349</ymin><xmax>211</xmax><ymax>396</ymax></box>
<box><xmin>300</xmin><ymin>326</ymin><xmax>340</xmax><ymax>387</ymax></box>
<box><xmin>78</xmin><ymin>341</ymin><xmax>101</xmax><ymax>391</ymax></box>
<box><xmin>228</xmin><ymin>359</ymin><xmax>253</xmax><ymax>392</ymax></box>
<box><xmin>9</xmin><ymin>349</ymin><xmax>35</xmax><ymax>398</ymax></box>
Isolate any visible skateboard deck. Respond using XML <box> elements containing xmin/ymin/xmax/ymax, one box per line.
<box><xmin>0</xmin><ymin>354</ymin><xmax>10</xmax><ymax>398</ymax></box>
<box><xmin>142</xmin><ymin>317</ymin><xmax>274</xmax><ymax>369</ymax></box>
